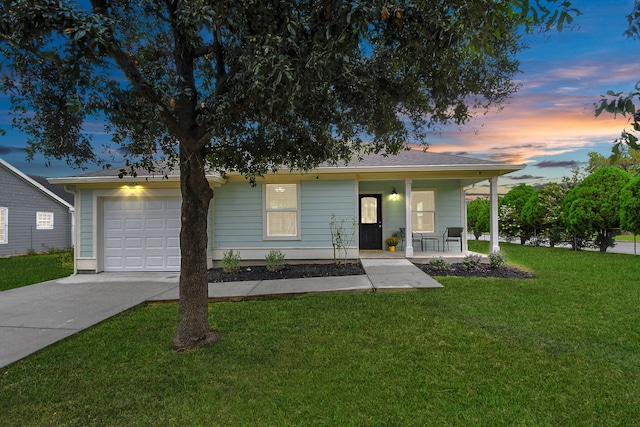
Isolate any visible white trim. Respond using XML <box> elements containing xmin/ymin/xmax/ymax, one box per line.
<box><xmin>404</xmin><ymin>179</ymin><xmax>413</xmax><ymax>257</ymax></box>
<box><xmin>262</xmin><ymin>183</ymin><xmax>301</xmax><ymax>241</ymax></box>
<box><xmin>36</xmin><ymin>211</ymin><xmax>54</xmax><ymax>230</ymax></box>
<box><xmin>92</xmin><ymin>188</ymin><xmax>182</xmax><ymax>273</ymax></box>
<box><xmin>0</xmin><ymin>207</ymin><xmax>7</xmax><ymax>244</ymax></box>
<box><xmin>0</xmin><ymin>158</ymin><xmax>73</xmax><ymax>210</ymax></box>
<box><xmin>460</xmin><ymin>187</ymin><xmax>468</xmax><ymax>251</ymax></box>
<box><xmin>489</xmin><ymin>177</ymin><xmax>500</xmax><ymax>253</ymax></box>
<box><xmin>410</xmin><ymin>188</ymin><xmax>437</xmax><ymax>234</ymax></box>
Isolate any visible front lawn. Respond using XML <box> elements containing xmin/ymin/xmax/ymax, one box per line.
<box><xmin>1</xmin><ymin>243</ymin><xmax>639</xmax><ymax>425</ymax></box>
<box><xmin>0</xmin><ymin>250</ymin><xmax>73</xmax><ymax>292</ymax></box>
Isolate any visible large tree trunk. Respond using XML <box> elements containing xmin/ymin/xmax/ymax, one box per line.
<box><xmin>173</xmin><ymin>148</ymin><xmax>217</xmax><ymax>350</ymax></box>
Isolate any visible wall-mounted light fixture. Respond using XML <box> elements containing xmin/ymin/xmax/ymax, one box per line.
<box><xmin>391</xmin><ymin>188</ymin><xmax>398</xmax><ymax>200</ymax></box>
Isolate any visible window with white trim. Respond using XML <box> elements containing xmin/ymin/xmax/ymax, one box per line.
<box><xmin>411</xmin><ymin>190</ymin><xmax>435</xmax><ymax>233</ymax></box>
<box><xmin>0</xmin><ymin>207</ymin><xmax>7</xmax><ymax>244</ymax></box>
<box><xmin>264</xmin><ymin>183</ymin><xmax>299</xmax><ymax>238</ymax></box>
<box><xmin>36</xmin><ymin>211</ymin><xmax>54</xmax><ymax>230</ymax></box>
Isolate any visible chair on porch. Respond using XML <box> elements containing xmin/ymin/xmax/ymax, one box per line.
<box><xmin>399</xmin><ymin>227</ymin><xmax>423</xmax><ymax>251</ymax></box>
<box><xmin>443</xmin><ymin>227</ymin><xmax>464</xmax><ymax>251</ymax></box>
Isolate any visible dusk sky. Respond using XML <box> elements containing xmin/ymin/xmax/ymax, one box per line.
<box><xmin>1</xmin><ymin>0</ymin><xmax>638</xmax><ymax>195</ymax></box>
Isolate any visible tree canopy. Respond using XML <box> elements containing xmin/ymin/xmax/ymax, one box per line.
<box><xmin>562</xmin><ymin>167</ymin><xmax>631</xmax><ymax>252</ymax></box>
<box><xmin>620</xmin><ymin>174</ymin><xmax>640</xmax><ymax>235</ymax></box>
<box><xmin>467</xmin><ymin>197</ymin><xmax>490</xmax><ymax>240</ymax></box>
<box><xmin>499</xmin><ymin>183</ymin><xmax>536</xmax><ymax>244</ymax></box>
<box><xmin>521</xmin><ymin>182</ymin><xmax>567</xmax><ymax>247</ymax></box>
<box><xmin>595</xmin><ymin>1</ymin><xmax>640</xmax><ymax>154</ymax></box>
<box><xmin>0</xmin><ymin>0</ymin><xmax>579</xmax><ymax>349</ymax></box>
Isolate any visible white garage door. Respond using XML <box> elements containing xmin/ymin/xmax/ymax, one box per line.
<box><xmin>103</xmin><ymin>197</ymin><xmax>181</xmax><ymax>271</ymax></box>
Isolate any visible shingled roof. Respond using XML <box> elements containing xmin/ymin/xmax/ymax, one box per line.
<box><xmin>49</xmin><ymin>149</ymin><xmax>523</xmax><ymax>184</ymax></box>
<box><xmin>332</xmin><ymin>149</ymin><xmax>505</xmax><ymax>168</ymax></box>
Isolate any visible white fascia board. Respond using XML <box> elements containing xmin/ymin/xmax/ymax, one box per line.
<box><xmin>221</xmin><ymin>163</ymin><xmax>526</xmax><ymax>178</ymax></box>
<box><xmin>48</xmin><ymin>173</ymin><xmax>227</xmax><ymax>186</ymax></box>
<box><xmin>312</xmin><ymin>164</ymin><xmax>526</xmax><ymax>175</ymax></box>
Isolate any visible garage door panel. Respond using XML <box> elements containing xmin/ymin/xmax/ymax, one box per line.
<box><xmin>124</xmin><ymin>237</ymin><xmax>143</xmax><ymax>249</ymax></box>
<box><xmin>145</xmin><ymin>218</ymin><xmax>163</xmax><ymax>230</ymax></box>
<box><xmin>103</xmin><ymin>197</ymin><xmax>181</xmax><ymax>272</ymax></box>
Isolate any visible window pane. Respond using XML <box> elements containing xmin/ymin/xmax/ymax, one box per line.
<box><xmin>412</xmin><ymin>212</ymin><xmax>435</xmax><ymax>233</ymax></box>
<box><xmin>266</xmin><ymin>184</ymin><xmax>297</xmax><ymax>209</ymax></box>
<box><xmin>412</xmin><ymin>191</ymin><xmax>434</xmax><ymax>211</ymax></box>
<box><xmin>267</xmin><ymin>212</ymin><xmax>297</xmax><ymax>236</ymax></box>
<box><xmin>360</xmin><ymin>197</ymin><xmax>378</xmax><ymax>224</ymax></box>
<box><xmin>37</xmin><ymin>212</ymin><xmax>54</xmax><ymax>230</ymax></box>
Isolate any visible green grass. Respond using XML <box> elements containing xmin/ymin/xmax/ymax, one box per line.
<box><xmin>0</xmin><ymin>251</ymin><xmax>73</xmax><ymax>292</ymax></box>
<box><xmin>614</xmin><ymin>234</ymin><xmax>638</xmax><ymax>242</ymax></box>
<box><xmin>1</xmin><ymin>243</ymin><xmax>640</xmax><ymax>425</ymax></box>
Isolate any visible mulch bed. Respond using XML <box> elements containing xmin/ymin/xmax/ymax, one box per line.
<box><xmin>207</xmin><ymin>262</ymin><xmax>365</xmax><ymax>283</ymax></box>
<box><xmin>208</xmin><ymin>261</ymin><xmax>533</xmax><ymax>282</ymax></box>
<box><xmin>416</xmin><ymin>263</ymin><xmax>534</xmax><ymax>279</ymax></box>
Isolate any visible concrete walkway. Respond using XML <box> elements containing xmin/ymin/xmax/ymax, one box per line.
<box><xmin>0</xmin><ymin>259</ymin><xmax>441</xmax><ymax>368</ymax></box>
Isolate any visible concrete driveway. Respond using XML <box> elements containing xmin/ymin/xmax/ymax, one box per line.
<box><xmin>0</xmin><ymin>273</ymin><xmax>179</xmax><ymax>368</ymax></box>
<box><xmin>0</xmin><ymin>259</ymin><xmax>442</xmax><ymax>368</ymax></box>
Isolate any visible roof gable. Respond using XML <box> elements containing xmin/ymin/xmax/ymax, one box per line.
<box><xmin>0</xmin><ymin>158</ymin><xmax>74</xmax><ymax>209</ymax></box>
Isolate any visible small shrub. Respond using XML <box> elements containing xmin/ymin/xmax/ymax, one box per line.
<box><xmin>462</xmin><ymin>254</ymin><xmax>483</xmax><ymax>270</ymax></box>
<box><xmin>489</xmin><ymin>251</ymin><xmax>507</xmax><ymax>269</ymax></box>
<box><xmin>429</xmin><ymin>257</ymin><xmax>450</xmax><ymax>272</ymax></box>
<box><xmin>265</xmin><ymin>249</ymin><xmax>285</xmax><ymax>272</ymax></box>
<box><xmin>26</xmin><ymin>248</ymin><xmax>37</xmax><ymax>256</ymax></box>
<box><xmin>221</xmin><ymin>249</ymin><xmax>241</xmax><ymax>274</ymax></box>
<box><xmin>57</xmin><ymin>249</ymin><xmax>74</xmax><ymax>270</ymax></box>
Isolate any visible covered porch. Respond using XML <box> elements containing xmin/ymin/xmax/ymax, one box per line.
<box><xmin>357</xmin><ymin>175</ymin><xmax>502</xmax><ymax>257</ymax></box>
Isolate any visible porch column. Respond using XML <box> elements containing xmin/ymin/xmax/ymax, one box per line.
<box><xmin>489</xmin><ymin>176</ymin><xmax>500</xmax><ymax>253</ymax></box>
<box><xmin>405</xmin><ymin>179</ymin><xmax>414</xmax><ymax>257</ymax></box>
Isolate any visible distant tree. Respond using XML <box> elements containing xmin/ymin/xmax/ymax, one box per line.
<box><xmin>521</xmin><ymin>182</ymin><xmax>568</xmax><ymax>247</ymax></box>
<box><xmin>584</xmin><ymin>150</ymin><xmax>640</xmax><ymax>175</ymax></box>
<box><xmin>0</xmin><ymin>1</ymin><xmax>580</xmax><ymax>350</ymax></box>
<box><xmin>595</xmin><ymin>2</ymin><xmax>640</xmax><ymax>154</ymax></box>
<box><xmin>499</xmin><ymin>184</ymin><xmax>536</xmax><ymax>244</ymax></box>
<box><xmin>620</xmin><ymin>174</ymin><xmax>640</xmax><ymax>235</ymax></box>
<box><xmin>467</xmin><ymin>197</ymin><xmax>490</xmax><ymax>240</ymax></box>
<box><xmin>563</xmin><ymin>167</ymin><xmax>632</xmax><ymax>252</ymax></box>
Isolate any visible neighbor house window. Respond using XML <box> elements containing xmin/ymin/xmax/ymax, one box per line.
<box><xmin>411</xmin><ymin>190</ymin><xmax>435</xmax><ymax>233</ymax></box>
<box><xmin>264</xmin><ymin>183</ymin><xmax>299</xmax><ymax>238</ymax></box>
<box><xmin>36</xmin><ymin>212</ymin><xmax>54</xmax><ymax>230</ymax></box>
<box><xmin>0</xmin><ymin>207</ymin><xmax>7</xmax><ymax>244</ymax></box>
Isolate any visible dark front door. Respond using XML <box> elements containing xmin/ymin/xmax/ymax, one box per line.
<box><xmin>359</xmin><ymin>194</ymin><xmax>383</xmax><ymax>250</ymax></box>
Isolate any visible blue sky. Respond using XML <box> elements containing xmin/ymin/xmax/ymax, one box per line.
<box><xmin>1</xmin><ymin>0</ymin><xmax>638</xmax><ymax>191</ymax></box>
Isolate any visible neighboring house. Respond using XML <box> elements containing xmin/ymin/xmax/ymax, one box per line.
<box><xmin>0</xmin><ymin>158</ymin><xmax>74</xmax><ymax>256</ymax></box>
<box><xmin>49</xmin><ymin>150</ymin><xmax>523</xmax><ymax>273</ymax></box>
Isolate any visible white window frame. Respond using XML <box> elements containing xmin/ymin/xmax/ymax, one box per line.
<box><xmin>411</xmin><ymin>190</ymin><xmax>436</xmax><ymax>234</ymax></box>
<box><xmin>0</xmin><ymin>207</ymin><xmax>7</xmax><ymax>244</ymax></box>
<box><xmin>263</xmin><ymin>183</ymin><xmax>301</xmax><ymax>240</ymax></box>
<box><xmin>36</xmin><ymin>211</ymin><xmax>54</xmax><ymax>230</ymax></box>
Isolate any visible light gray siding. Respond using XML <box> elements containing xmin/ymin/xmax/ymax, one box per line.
<box><xmin>213</xmin><ymin>179</ymin><xmax>356</xmax><ymax>249</ymax></box>
<box><xmin>300</xmin><ymin>179</ymin><xmax>355</xmax><ymax>246</ymax></box>
<box><xmin>78</xmin><ymin>189</ymin><xmax>94</xmax><ymax>257</ymax></box>
<box><xmin>0</xmin><ymin>165</ymin><xmax>72</xmax><ymax>256</ymax></box>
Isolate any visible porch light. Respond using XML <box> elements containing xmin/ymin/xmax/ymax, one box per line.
<box><xmin>391</xmin><ymin>188</ymin><xmax>398</xmax><ymax>200</ymax></box>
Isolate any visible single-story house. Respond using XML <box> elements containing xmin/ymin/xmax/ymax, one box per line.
<box><xmin>0</xmin><ymin>157</ymin><xmax>75</xmax><ymax>256</ymax></box>
<box><xmin>48</xmin><ymin>150</ymin><xmax>524</xmax><ymax>273</ymax></box>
